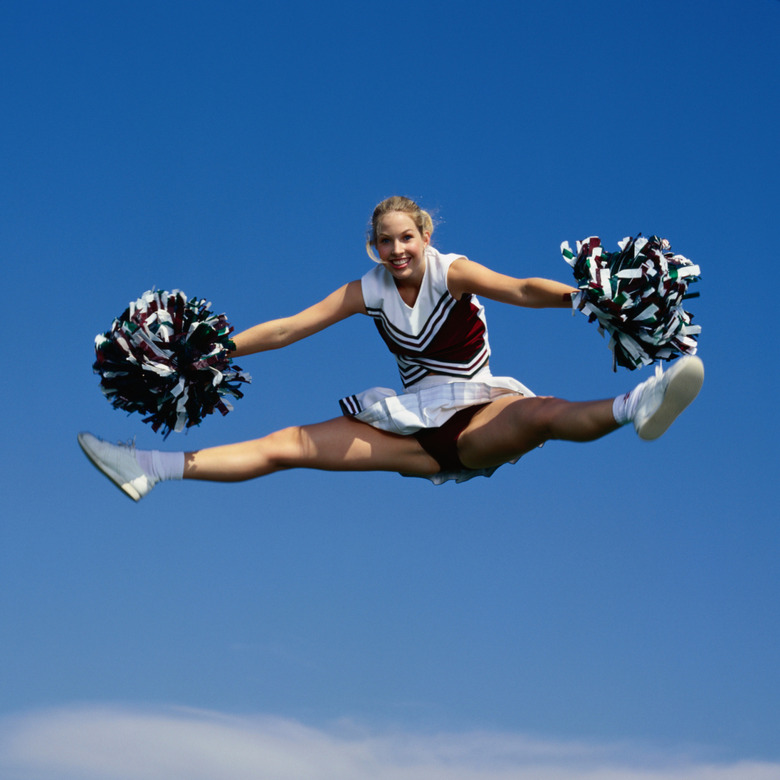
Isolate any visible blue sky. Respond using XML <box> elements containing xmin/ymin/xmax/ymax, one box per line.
<box><xmin>1</xmin><ymin>1</ymin><xmax>778</xmax><ymax>777</ymax></box>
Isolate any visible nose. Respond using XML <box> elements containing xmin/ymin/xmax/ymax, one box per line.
<box><xmin>392</xmin><ymin>239</ymin><xmax>405</xmax><ymax>255</ymax></box>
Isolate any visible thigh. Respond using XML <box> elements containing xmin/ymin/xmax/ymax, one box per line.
<box><xmin>291</xmin><ymin>416</ymin><xmax>442</xmax><ymax>475</ymax></box>
<box><xmin>456</xmin><ymin>395</ymin><xmax>550</xmax><ymax>470</ymax></box>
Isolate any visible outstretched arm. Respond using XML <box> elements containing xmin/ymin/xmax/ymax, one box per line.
<box><xmin>447</xmin><ymin>257</ymin><xmax>576</xmax><ymax>309</ymax></box>
<box><xmin>231</xmin><ymin>280</ymin><xmax>366</xmax><ymax>357</ymax></box>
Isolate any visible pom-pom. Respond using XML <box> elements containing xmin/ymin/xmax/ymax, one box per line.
<box><xmin>561</xmin><ymin>235</ymin><xmax>701</xmax><ymax>370</ymax></box>
<box><xmin>93</xmin><ymin>289</ymin><xmax>251</xmax><ymax>437</ymax></box>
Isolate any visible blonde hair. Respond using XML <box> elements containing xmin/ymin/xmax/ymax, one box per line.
<box><xmin>366</xmin><ymin>196</ymin><xmax>435</xmax><ymax>261</ymax></box>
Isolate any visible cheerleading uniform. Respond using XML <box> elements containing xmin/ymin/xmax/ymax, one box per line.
<box><xmin>339</xmin><ymin>247</ymin><xmax>534</xmax><ymax>484</ymax></box>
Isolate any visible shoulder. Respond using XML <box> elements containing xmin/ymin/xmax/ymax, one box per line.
<box><xmin>361</xmin><ymin>262</ymin><xmax>386</xmax><ymax>283</ymax></box>
<box><xmin>427</xmin><ymin>246</ymin><xmax>468</xmax><ymax>269</ymax></box>
<box><xmin>426</xmin><ymin>250</ymin><xmax>472</xmax><ymax>299</ymax></box>
<box><xmin>360</xmin><ymin>262</ymin><xmax>391</xmax><ymax>309</ymax></box>
<box><xmin>426</xmin><ymin>247</ymin><xmax>468</xmax><ymax>291</ymax></box>
<box><xmin>361</xmin><ymin>262</ymin><xmax>391</xmax><ymax>290</ymax></box>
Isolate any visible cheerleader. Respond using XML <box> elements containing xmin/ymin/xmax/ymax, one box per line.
<box><xmin>78</xmin><ymin>196</ymin><xmax>703</xmax><ymax>500</ymax></box>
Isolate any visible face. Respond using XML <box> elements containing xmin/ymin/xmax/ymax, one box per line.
<box><xmin>375</xmin><ymin>211</ymin><xmax>430</xmax><ymax>284</ymax></box>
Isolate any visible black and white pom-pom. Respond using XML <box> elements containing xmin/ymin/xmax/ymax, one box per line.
<box><xmin>561</xmin><ymin>235</ymin><xmax>701</xmax><ymax>370</ymax></box>
<box><xmin>93</xmin><ymin>289</ymin><xmax>251</xmax><ymax>437</ymax></box>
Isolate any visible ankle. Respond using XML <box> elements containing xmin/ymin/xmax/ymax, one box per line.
<box><xmin>612</xmin><ymin>392</ymin><xmax>633</xmax><ymax>425</ymax></box>
<box><xmin>136</xmin><ymin>450</ymin><xmax>185</xmax><ymax>482</ymax></box>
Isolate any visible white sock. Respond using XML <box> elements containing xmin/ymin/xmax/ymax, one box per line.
<box><xmin>613</xmin><ymin>376</ymin><xmax>651</xmax><ymax>425</ymax></box>
<box><xmin>136</xmin><ymin>450</ymin><xmax>185</xmax><ymax>482</ymax></box>
<box><xmin>612</xmin><ymin>389</ymin><xmax>640</xmax><ymax>425</ymax></box>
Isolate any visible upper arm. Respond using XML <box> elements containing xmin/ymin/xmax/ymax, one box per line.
<box><xmin>447</xmin><ymin>258</ymin><xmax>576</xmax><ymax>309</ymax></box>
<box><xmin>281</xmin><ymin>279</ymin><xmax>366</xmax><ymax>343</ymax></box>
<box><xmin>447</xmin><ymin>257</ymin><xmax>526</xmax><ymax>305</ymax></box>
<box><xmin>231</xmin><ymin>279</ymin><xmax>365</xmax><ymax>356</ymax></box>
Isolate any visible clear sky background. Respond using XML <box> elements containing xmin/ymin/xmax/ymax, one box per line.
<box><xmin>1</xmin><ymin>1</ymin><xmax>778</xmax><ymax>778</ymax></box>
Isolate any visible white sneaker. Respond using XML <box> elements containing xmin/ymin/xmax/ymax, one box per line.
<box><xmin>77</xmin><ymin>432</ymin><xmax>155</xmax><ymax>501</ymax></box>
<box><xmin>632</xmin><ymin>356</ymin><xmax>704</xmax><ymax>440</ymax></box>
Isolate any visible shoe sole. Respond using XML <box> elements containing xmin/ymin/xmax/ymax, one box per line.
<box><xmin>637</xmin><ymin>357</ymin><xmax>704</xmax><ymax>441</ymax></box>
<box><xmin>77</xmin><ymin>432</ymin><xmax>142</xmax><ymax>502</ymax></box>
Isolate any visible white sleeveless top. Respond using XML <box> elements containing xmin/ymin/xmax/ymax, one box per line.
<box><xmin>361</xmin><ymin>247</ymin><xmax>490</xmax><ymax>388</ymax></box>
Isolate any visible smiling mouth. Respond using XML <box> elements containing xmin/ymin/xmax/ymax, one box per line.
<box><xmin>390</xmin><ymin>257</ymin><xmax>411</xmax><ymax>267</ymax></box>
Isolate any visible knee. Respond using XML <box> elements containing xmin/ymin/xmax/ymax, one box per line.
<box><xmin>512</xmin><ymin>396</ymin><xmax>568</xmax><ymax>440</ymax></box>
<box><xmin>264</xmin><ymin>425</ymin><xmax>308</xmax><ymax>469</ymax></box>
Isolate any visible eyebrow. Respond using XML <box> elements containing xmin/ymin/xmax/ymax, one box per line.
<box><xmin>377</xmin><ymin>229</ymin><xmax>415</xmax><ymax>238</ymax></box>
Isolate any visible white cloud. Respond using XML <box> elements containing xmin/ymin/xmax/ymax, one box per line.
<box><xmin>1</xmin><ymin>705</ymin><xmax>779</xmax><ymax>780</ymax></box>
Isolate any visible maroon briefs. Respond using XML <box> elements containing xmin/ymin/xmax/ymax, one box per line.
<box><xmin>411</xmin><ymin>404</ymin><xmax>488</xmax><ymax>472</ymax></box>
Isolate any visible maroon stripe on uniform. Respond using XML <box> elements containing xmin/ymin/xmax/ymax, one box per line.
<box><xmin>373</xmin><ymin>294</ymin><xmax>489</xmax><ymax>387</ymax></box>
<box><xmin>366</xmin><ymin>292</ymin><xmax>456</xmax><ymax>350</ymax></box>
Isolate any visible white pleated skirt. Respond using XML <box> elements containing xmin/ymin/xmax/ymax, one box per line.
<box><xmin>338</xmin><ymin>367</ymin><xmax>534</xmax><ymax>484</ymax></box>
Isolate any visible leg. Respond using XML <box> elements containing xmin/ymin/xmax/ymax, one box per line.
<box><xmin>78</xmin><ymin>418</ymin><xmax>439</xmax><ymax>501</ymax></box>
<box><xmin>78</xmin><ymin>359</ymin><xmax>703</xmax><ymax>500</ymax></box>
<box><xmin>457</xmin><ymin>355</ymin><xmax>705</xmax><ymax>469</ymax></box>
<box><xmin>184</xmin><ymin>416</ymin><xmax>441</xmax><ymax>481</ymax></box>
<box><xmin>457</xmin><ymin>395</ymin><xmax>619</xmax><ymax>470</ymax></box>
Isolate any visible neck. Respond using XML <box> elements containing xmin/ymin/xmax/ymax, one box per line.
<box><xmin>394</xmin><ymin>266</ymin><xmax>425</xmax><ymax>306</ymax></box>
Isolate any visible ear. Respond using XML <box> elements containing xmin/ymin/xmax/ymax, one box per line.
<box><xmin>422</xmin><ymin>230</ymin><xmax>431</xmax><ymax>247</ymax></box>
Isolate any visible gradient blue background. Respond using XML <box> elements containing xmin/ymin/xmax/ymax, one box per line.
<box><xmin>2</xmin><ymin>1</ymin><xmax>778</xmax><ymax>777</ymax></box>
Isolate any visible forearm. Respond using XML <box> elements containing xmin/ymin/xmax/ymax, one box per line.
<box><xmin>517</xmin><ymin>277</ymin><xmax>577</xmax><ymax>308</ymax></box>
<box><xmin>229</xmin><ymin>281</ymin><xmax>365</xmax><ymax>359</ymax></box>
<box><xmin>230</xmin><ymin>318</ymin><xmax>296</xmax><ymax>357</ymax></box>
<box><xmin>448</xmin><ymin>259</ymin><xmax>575</xmax><ymax>310</ymax></box>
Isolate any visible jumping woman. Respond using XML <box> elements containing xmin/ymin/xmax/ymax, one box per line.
<box><xmin>78</xmin><ymin>196</ymin><xmax>704</xmax><ymax>501</ymax></box>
